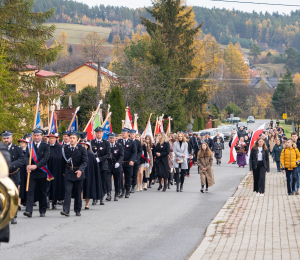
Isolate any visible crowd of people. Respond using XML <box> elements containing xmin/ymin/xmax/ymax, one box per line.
<box><xmin>1</xmin><ymin>128</ymin><xmax>220</xmax><ymax>223</ymax></box>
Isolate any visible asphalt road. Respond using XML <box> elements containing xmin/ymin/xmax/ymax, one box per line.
<box><xmin>1</xmin><ymin>120</ymin><xmax>267</xmax><ymax>260</ymax></box>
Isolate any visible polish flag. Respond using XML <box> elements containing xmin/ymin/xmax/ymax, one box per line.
<box><xmin>125</xmin><ymin>107</ymin><xmax>133</xmax><ymax>129</ymax></box>
<box><xmin>154</xmin><ymin>117</ymin><xmax>160</xmax><ymax>135</ymax></box>
<box><xmin>248</xmin><ymin>123</ymin><xmax>266</xmax><ymax>157</ymax></box>
<box><xmin>228</xmin><ymin>133</ymin><xmax>238</xmax><ymax>164</ymax></box>
<box><xmin>142</xmin><ymin>114</ymin><xmax>153</xmax><ymax>142</ymax></box>
<box><xmin>166</xmin><ymin>119</ymin><xmax>171</xmax><ymax>135</ymax></box>
<box><xmin>160</xmin><ymin>119</ymin><xmax>164</xmax><ymax>132</ymax></box>
<box><xmin>86</xmin><ymin>121</ymin><xmax>94</xmax><ymax>140</ymax></box>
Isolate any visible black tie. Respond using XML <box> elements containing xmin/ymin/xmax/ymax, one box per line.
<box><xmin>71</xmin><ymin>147</ymin><xmax>74</xmax><ymax>152</ymax></box>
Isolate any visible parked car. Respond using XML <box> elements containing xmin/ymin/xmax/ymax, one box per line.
<box><xmin>226</xmin><ymin>117</ymin><xmax>233</xmax><ymax>123</ymax></box>
<box><xmin>232</xmin><ymin>117</ymin><xmax>241</xmax><ymax>123</ymax></box>
<box><xmin>237</xmin><ymin>122</ymin><xmax>248</xmax><ymax>130</ymax></box>
<box><xmin>218</xmin><ymin>125</ymin><xmax>233</xmax><ymax>140</ymax></box>
<box><xmin>247</xmin><ymin>116</ymin><xmax>255</xmax><ymax>123</ymax></box>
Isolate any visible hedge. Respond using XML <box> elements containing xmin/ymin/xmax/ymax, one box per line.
<box><xmin>212</xmin><ymin>119</ymin><xmax>219</xmax><ymax>128</ymax></box>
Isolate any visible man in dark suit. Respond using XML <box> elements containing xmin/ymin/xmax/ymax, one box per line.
<box><xmin>61</xmin><ymin>131</ymin><xmax>88</xmax><ymax>217</ymax></box>
<box><xmin>24</xmin><ymin>129</ymin><xmax>50</xmax><ymax>218</ymax></box>
<box><xmin>1</xmin><ymin>130</ymin><xmax>25</xmax><ymax>224</ymax></box>
<box><xmin>107</xmin><ymin>133</ymin><xmax>124</xmax><ymax>201</ymax></box>
<box><xmin>60</xmin><ymin>130</ymin><xmax>70</xmax><ymax>146</ymax></box>
<box><xmin>91</xmin><ymin>127</ymin><xmax>110</xmax><ymax>205</ymax></box>
<box><xmin>117</xmin><ymin>128</ymin><xmax>137</xmax><ymax>198</ymax></box>
<box><xmin>129</xmin><ymin>129</ymin><xmax>142</xmax><ymax>193</ymax></box>
<box><xmin>213</xmin><ymin>132</ymin><xmax>224</xmax><ymax>144</ymax></box>
<box><xmin>205</xmin><ymin>133</ymin><xmax>215</xmax><ymax>152</ymax></box>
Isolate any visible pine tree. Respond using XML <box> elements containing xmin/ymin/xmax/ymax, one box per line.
<box><xmin>68</xmin><ymin>45</ymin><xmax>73</xmax><ymax>55</ymax></box>
<box><xmin>109</xmin><ymin>86</ymin><xmax>125</xmax><ymax>133</ymax></box>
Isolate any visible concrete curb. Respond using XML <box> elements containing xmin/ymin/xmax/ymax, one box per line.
<box><xmin>188</xmin><ymin>173</ymin><xmax>252</xmax><ymax>260</ymax></box>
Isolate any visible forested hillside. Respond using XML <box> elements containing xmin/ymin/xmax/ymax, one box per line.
<box><xmin>35</xmin><ymin>0</ymin><xmax>300</xmax><ymax>49</ymax></box>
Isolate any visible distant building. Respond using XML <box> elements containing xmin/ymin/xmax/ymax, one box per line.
<box><xmin>264</xmin><ymin>77</ymin><xmax>279</xmax><ymax>88</ymax></box>
<box><xmin>244</xmin><ymin>58</ymin><xmax>250</xmax><ymax>66</ymax></box>
<box><xmin>61</xmin><ymin>61</ymin><xmax>118</xmax><ymax>94</ymax></box>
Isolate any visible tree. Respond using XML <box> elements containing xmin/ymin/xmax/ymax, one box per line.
<box><xmin>79</xmin><ymin>32</ymin><xmax>110</xmax><ymax>61</ymax></box>
<box><xmin>272</xmin><ymin>69</ymin><xmax>297</xmax><ymax>116</ymax></box>
<box><xmin>68</xmin><ymin>45</ymin><xmax>73</xmax><ymax>55</ymax></box>
<box><xmin>224</xmin><ymin>103</ymin><xmax>242</xmax><ymax>117</ymax></box>
<box><xmin>285</xmin><ymin>47</ymin><xmax>298</xmax><ymax>70</ymax></box>
<box><xmin>0</xmin><ymin>0</ymin><xmax>62</xmax><ymax>69</ymax></box>
<box><xmin>109</xmin><ymin>86</ymin><xmax>125</xmax><ymax>133</ymax></box>
<box><xmin>249</xmin><ymin>44</ymin><xmax>261</xmax><ymax>62</ymax></box>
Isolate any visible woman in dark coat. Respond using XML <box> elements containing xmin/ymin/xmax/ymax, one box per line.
<box><xmin>47</xmin><ymin>133</ymin><xmax>65</xmax><ymax>209</ymax></box>
<box><xmin>80</xmin><ymin>142</ymin><xmax>103</xmax><ymax>209</ymax></box>
<box><xmin>272</xmin><ymin>139</ymin><xmax>283</xmax><ymax>172</ymax></box>
<box><xmin>249</xmin><ymin>138</ymin><xmax>270</xmax><ymax>196</ymax></box>
<box><xmin>155</xmin><ymin>132</ymin><xmax>170</xmax><ymax>192</ymax></box>
<box><xmin>214</xmin><ymin>137</ymin><xmax>224</xmax><ymax>165</ymax></box>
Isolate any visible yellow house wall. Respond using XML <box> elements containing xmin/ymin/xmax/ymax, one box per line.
<box><xmin>62</xmin><ymin>65</ymin><xmax>117</xmax><ymax>95</ymax></box>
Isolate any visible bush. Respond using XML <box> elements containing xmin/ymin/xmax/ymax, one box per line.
<box><xmin>198</xmin><ymin>116</ymin><xmax>205</xmax><ymax>130</ymax></box>
<box><xmin>193</xmin><ymin>118</ymin><xmax>198</xmax><ymax>131</ymax></box>
<box><xmin>212</xmin><ymin>119</ymin><xmax>219</xmax><ymax>128</ymax></box>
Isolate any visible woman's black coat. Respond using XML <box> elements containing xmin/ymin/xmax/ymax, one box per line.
<box><xmin>155</xmin><ymin>142</ymin><xmax>170</xmax><ymax>179</ymax></box>
<box><xmin>249</xmin><ymin>147</ymin><xmax>270</xmax><ymax>172</ymax></box>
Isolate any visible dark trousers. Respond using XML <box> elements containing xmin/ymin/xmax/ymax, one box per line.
<box><xmin>119</xmin><ymin>171</ymin><xmax>124</xmax><ymax>191</ymax></box>
<box><xmin>123</xmin><ymin>166</ymin><xmax>133</xmax><ymax>191</ymax></box>
<box><xmin>175</xmin><ymin>167</ymin><xmax>186</xmax><ymax>185</ymax></box>
<box><xmin>63</xmin><ymin>179</ymin><xmax>83</xmax><ymax>213</ymax></box>
<box><xmin>26</xmin><ymin>177</ymin><xmax>47</xmax><ymax>214</ymax></box>
<box><xmin>286</xmin><ymin>168</ymin><xmax>297</xmax><ymax>194</ymax></box>
<box><xmin>143</xmin><ymin>170</ymin><xmax>148</xmax><ymax>183</ymax></box>
<box><xmin>276</xmin><ymin>161</ymin><xmax>281</xmax><ymax>171</ymax></box>
<box><xmin>100</xmin><ymin>170</ymin><xmax>108</xmax><ymax>194</ymax></box>
<box><xmin>131</xmin><ymin>163</ymin><xmax>140</xmax><ymax>188</ymax></box>
<box><xmin>253</xmin><ymin>161</ymin><xmax>266</xmax><ymax>193</ymax></box>
<box><xmin>107</xmin><ymin>167</ymin><xmax>120</xmax><ymax>194</ymax></box>
<box><xmin>150</xmin><ymin>166</ymin><xmax>156</xmax><ymax>182</ymax></box>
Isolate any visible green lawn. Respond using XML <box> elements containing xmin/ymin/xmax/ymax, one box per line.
<box><xmin>45</xmin><ymin>23</ymin><xmax>112</xmax><ymax>44</ymax></box>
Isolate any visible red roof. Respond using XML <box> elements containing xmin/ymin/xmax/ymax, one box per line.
<box><xmin>35</xmin><ymin>70</ymin><xmax>58</xmax><ymax>77</ymax></box>
<box><xmin>61</xmin><ymin>62</ymin><xmax>118</xmax><ymax>80</ymax></box>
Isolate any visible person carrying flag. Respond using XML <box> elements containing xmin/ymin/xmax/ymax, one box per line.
<box><xmin>24</xmin><ymin>128</ymin><xmax>50</xmax><ymax>218</ymax></box>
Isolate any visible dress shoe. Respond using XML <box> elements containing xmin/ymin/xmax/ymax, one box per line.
<box><xmin>148</xmin><ymin>183</ymin><xmax>152</xmax><ymax>188</ymax></box>
<box><xmin>176</xmin><ymin>184</ymin><xmax>180</xmax><ymax>192</ymax></box>
<box><xmin>76</xmin><ymin>212</ymin><xmax>81</xmax><ymax>217</ymax></box>
<box><xmin>85</xmin><ymin>206</ymin><xmax>89</xmax><ymax>210</ymax></box>
<box><xmin>11</xmin><ymin>217</ymin><xmax>17</xmax><ymax>224</ymax></box>
<box><xmin>130</xmin><ymin>186</ymin><xmax>136</xmax><ymax>193</ymax></box>
<box><xmin>114</xmin><ymin>193</ymin><xmax>119</xmax><ymax>201</ymax></box>
<box><xmin>162</xmin><ymin>188</ymin><xmax>166</xmax><ymax>192</ymax></box>
<box><xmin>180</xmin><ymin>184</ymin><xmax>183</xmax><ymax>192</ymax></box>
<box><xmin>200</xmin><ymin>189</ymin><xmax>204</xmax><ymax>193</ymax></box>
<box><xmin>106</xmin><ymin>191</ymin><xmax>112</xmax><ymax>201</ymax></box>
<box><xmin>157</xmin><ymin>185</ymin><xmax>162</xmax><ymax>191</ymax></box>
<box><xmin>170</xmin><ymin>180</ymin><xmax>173</xmax><ymax>185</ymax></box>
<box><xmin>100</xmin><ymin>199</ymin><xmax>105</xmax><ymax>205</ymax></box>
<box><xmin>125</xmin><ymin>190</ymin><xmax>130</xmax><ymax>198</ymax></box>
<box><xmin>40</xmin><ymin>213</ymin><xmax>46</xmax><ymax>217</ymax></box>
<box><xmin>60</xmin><ymin>211</ymin><xmax>69</xmax><ymax>217</ymax></box>
<box><xmin>92</xmin><ymin>200</ymin><xmax>97</xmax><ymax>205</ymax></box>
<box><xmin>18</xmin><ymin>206</ymin><xmax>21</xmax><ymax>211</ymax></box>
<box><xmin>23</xmin><ymin>211</ymin><xmax>32</xmax><ymax>218</ymax></box>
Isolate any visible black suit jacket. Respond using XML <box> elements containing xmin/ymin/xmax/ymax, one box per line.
<box><xmin>8</xmin><ymin>143</ymin><xmax>25</xmax><ymax>184</ymax></box>
<box><xmin>62</xmin><ymin>144</ymin><xmax>88</xmax><ymax>181</ymax></box>
<box><xmin>91</xmin><ymin>139</ymin><xmax>111</xmax><ymax>171</ymax></box>
<box><xmin>133</xmin><ymin>139</ymin><xmax>143</xmax><ymax>164</ymax></box>
<box><xmin>29</xmin><ymin>141</ymin><xmax>50</xmax><ymax>179</ymax></box>
<box><xmin>108</xmin><ymin>143</ymin><xmax>124</xmax><ymax>173</ymax></box>
<box><xmin>117</xmin><ymin>138</ymin><xmax>137</xmax><ymax>167</ymax></box>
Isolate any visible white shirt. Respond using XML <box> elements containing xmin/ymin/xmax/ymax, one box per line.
<box><xmin>110</xmin><ymin>142</ymin><xmax>115</xmax><ymax>148</ymax></box>
<box><xmin>8</xmin><ymin>143</ymin><xmax>12</xmax><ymax>150</ymax></box>
<box><xmin>70</xmin><ymin>144</ymin><xmax>77</xmax><ymax>151</ymax></box>
<box><xmin>123</xmin><ymin>138</ymin><xmax>128</xmax><ymax>146</ymax></box>
<box><xmin>35</xmin><ymin>141</ymin><xmax>41</xmax><ymax>148</ymax></box>
<box><xmin>96</xmin><ymin>138</ymin><xmax>102</xmax><ymax>143</ymax></box>
<box><xmin>257</xmin><ymin>147</ymin><xmax>263</xmax><ymax>161</ymax></box>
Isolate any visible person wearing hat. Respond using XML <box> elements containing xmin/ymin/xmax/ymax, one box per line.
<box><xmin>1</xmin><ymin>130</ymin><xmax>25</xmax><ymax>224</ymax></box>
<box><xmin>60</xmin><ymin>131</ymin><xmax>70</xmax><ymax>146</ymax></box>
<box><xmin>61</xmin><ymin>131</ymin><xmax>88</xmax><ymax>217</ymax></box>
<box><xmin>79</xmin><ymin>132</ymin><xmax>89</xmax><ymax>142</ymax></box>
<box><xmin>17</xmin><ymin>136</ymin><xmax>30</xmax><ymax>209</ymax></box>
<box><xmin>107</xmin><ymin>133</ymin><xmax>124</xmax><ymax>201</ymax></box>
<box><xmin>91</xmin><ymin>126</ymin><xmax>111</xmax><ymax>205</ymax></box>
<box><xmin>129</xmin><ymin>129</ymin><xmax>143</xmax><ymax>193</ymax></box>
<box><xmin>24</xmin><ymin>128</ymin><xmax>50</xmax><ymax>218</ymax></box>
<box><xmin>46</xmin><ymin>132</ymin><xmax>64</xmax><ymax>210</ymax></box>
<box><xmin>117</xmin><ymin>128</ymin><xmax>137</xmax><ymax>198</ymax></box>
<box><xmin>79</xmin><ymin>141</ymin><xmax>103</xmax><ymax>209</ymax></box>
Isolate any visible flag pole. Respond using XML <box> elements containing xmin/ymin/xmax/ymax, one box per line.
<box><xmin>83</xmin><ymin>100</ymin><xmax>103</xmax><ymax>132</ymax></box>
<box><xmin>48</xmin><ymin>104</ymin><xmax>55</xmax><ymax>135</ymax></box>
<box><xmin>26</xmin><ymin>92</ymin><xmax>40</xmax><ymax>191</ymax></box>
<box><xmin>67</xmin><ymin>106</ymin><xmax>80</xmax><ymax>131</ymax></box>
<box><xmin>101</xmin><ymin>112</ymin><xmax>112</xmax><ymax>128</ymax></box>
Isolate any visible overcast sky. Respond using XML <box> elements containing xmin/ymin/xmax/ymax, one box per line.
<box><xmin>79</xmin><ymin>0</ymin><xmax>299</xmax><ymax>14</ymax></box>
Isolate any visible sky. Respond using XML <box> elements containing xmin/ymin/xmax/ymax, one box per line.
<box><xmin>80</xmin><ymin>0</ymin><xmax>299</xmax><ymax>14</ymax></box>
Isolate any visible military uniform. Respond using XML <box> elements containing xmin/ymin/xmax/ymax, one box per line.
<box><xmin>61</xmin><ymin>131</ymin><xmax>88</xmax><ymax>216</ymax></box>
<box><xmin>107</xmin><ymin>134</ymin><xmax>124</xmax><ymax>201</ymax></box>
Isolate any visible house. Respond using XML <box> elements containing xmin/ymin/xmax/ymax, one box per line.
<box><xmin>61</xmin><ymin>61</ymin><xmax>118</xmax><ymax>94</ymax></box>
<box><xmin>264</xmin><ymin>77</ymin><xmax>279</xmax><ymax>88</ymax></box>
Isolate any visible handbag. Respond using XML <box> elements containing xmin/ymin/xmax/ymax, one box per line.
<box><xmin>177</xmin><ymin>158</ymin><xmax>184</xmax><ymax>164</ymax></box>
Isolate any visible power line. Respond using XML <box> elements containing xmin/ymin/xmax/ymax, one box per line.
<box><xmin>210</xmin><ymin>0</ymin><xmax>300</xmax><ymax>7</ymax></box>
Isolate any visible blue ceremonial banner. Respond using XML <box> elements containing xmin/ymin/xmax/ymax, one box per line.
<box><xmin>70</xmin><ymin>116</ymin><xmax>77</xmax><ymax>131</ymax></box>
<box><xmin>36</xmin><ymin>111</ymin><xmax>41</xmax><ymax>129</ymax></box>
<box><xmin>50</xmin><ymin>112</ymin><xmax>56</xmax><ymax>133</ymax></box>
<box><xmin>103</xmin><ymin>119</ymin><xmax>111</xmax><ymax>140</ymax></box>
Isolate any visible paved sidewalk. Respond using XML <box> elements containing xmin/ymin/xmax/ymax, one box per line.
<box><xmin>189</xmin><ymin>163</ymin><xmax>300</xmax><ymax>260</ymax></box>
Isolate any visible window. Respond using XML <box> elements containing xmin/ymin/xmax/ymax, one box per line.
<box><xmin>67</xmin><ymin>84</ymin><xmax>76</xmax><ymax>92</ymax></box>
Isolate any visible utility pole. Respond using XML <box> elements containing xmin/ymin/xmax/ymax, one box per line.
<box><xmin>97</xmin><ymin>60</ymin><xmax>102</xmax><ymax>103</ymax></box>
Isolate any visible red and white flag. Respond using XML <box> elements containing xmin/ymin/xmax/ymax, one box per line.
<box><xmin>228</xmin><ymin>133</ymin><xmax>238</xmax><ymax>164</ymax></box>
<box><xmin>86</xmin><ymin>121</ymin><xmax>94</xmax><ymax>140</ymax></box>
<box><xmin>142</xmin><ymin>114</ymin><xmax>153</xmax><ymax>142</ymax></box>
<box><xmin>166</xmin><ymin>117</ymin><xmax>172</xmax><ymax>135</ymax></box>
<box><xmin>154</xmin><ymin>117</ymin><xmax>159</xmax><ymax>135</ymax></box>
<box><xmin>247</xmin><ymin>123</ymin><xmax>266</xmax><ymax>157</ymax></box>
<box><xmin>125</xmin><ymin>107</ymin><xmax>133</xmax><ymax>129</ymax></box>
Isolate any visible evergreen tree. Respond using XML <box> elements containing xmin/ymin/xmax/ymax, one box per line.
<box><xmin>272</xmin><ymin>69</ymin><xmax>297</xmax><ymax>116</ymax></box>
<box><xmin>249</xmin><ymin>44</ymin><xmax>261</xmax><ymax>62</ymax></box>
<box><xmin>68</xmin><ymin>45</ymin><xmax>73</xmax><ymax>55</ymax></box>
<box><xmin>109</xmin><ymin>86</ymin><xmax>125</xmax><ymax>133</ymax></box>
